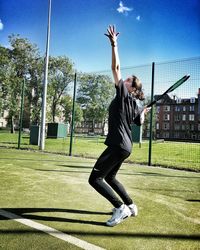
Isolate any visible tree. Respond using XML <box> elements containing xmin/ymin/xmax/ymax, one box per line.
<box><xmin>0</xmin><ymin>46</ymin><xmax>12</xmax><ymax>115</ymax></box>
<box><xmin>77</xmin><ymin>73</ymin><xmax>115</xmax><ymax>134</ymax></box>
<box><xmin>3</xmin><ymin>35</ymin><xmax>42</xmax><ymax>131</ymax></box>
<box><xmin>142</xmin><ymin>96</ymin><xmax>156</xmax><ymax>139</ymax></box>
<box><xmin>27</xmin><ymin>57</ymin><xmax>44</xmax><ymax>125</ymax></box>
<box><xmin>47</xmin><ymin>56</ymin><xmax>74</xmax><ymax>122</ymax></box>
<box><xmin>60</xmin><ymin>95</ymin><xmax>83</xmax><ymax>124</ymax></box>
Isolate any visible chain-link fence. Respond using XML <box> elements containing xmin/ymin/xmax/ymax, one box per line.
<box><xmin>0</xmin><ymin>57</ymin><xmax>199</xmax><ymax>170</ymax></box>
<box><xmin>151</xmin><ymin>57</ymin><xmax>200</xmax><ymax>169</ymax></box>
<box><xmin>90</xmin><ymin>57</ymin><xmax>200</xmax><ymax>170</ymax></box>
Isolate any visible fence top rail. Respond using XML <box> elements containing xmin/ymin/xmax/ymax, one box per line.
<box><xmin>85</xmin><ymin>56</ymin><xmax>200</xmax><ymax>74</ymax></box>
<box><xmin>150</xmin><ymin>56</ymin><xmax>200</xmax><ymax>66</ymax></box>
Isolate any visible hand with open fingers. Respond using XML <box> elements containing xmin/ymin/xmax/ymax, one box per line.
<box><xmin>104</xmin><ymin>25</ymin><xmax>120</xmax><ymax>47</ymax></box>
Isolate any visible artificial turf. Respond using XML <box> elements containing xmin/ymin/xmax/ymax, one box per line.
<box><xmin>0</xmin><ymin>148</ymin><xmax>199</xmax><ymax>250</ymax></box>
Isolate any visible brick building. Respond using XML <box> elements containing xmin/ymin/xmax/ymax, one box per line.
<box><xmin>155</xmin><ymin>88</ymin><xmax>200</xmax><ymax>142</ymax></box>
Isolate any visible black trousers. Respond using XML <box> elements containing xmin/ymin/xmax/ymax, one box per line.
<box><xmin>88</xmin><ymin>146</ymin><xmax>133</xmax><ymax>208</ymax></box>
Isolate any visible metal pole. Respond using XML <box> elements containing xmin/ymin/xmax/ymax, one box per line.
<box><xmin>39</xmin><ymin>0</ymin><xmax>52</xmax><ymax>150</ymax></box>
<box><xmin>69</xmin><ymin>73</ymin><xmax>77</xmax><ymax>156</ymax></box>
<box><xmin>148</xmin><ymin>62</ymin><xmax>155</xmax><ymax>166</ymax></box>
<box><xmin>18</xmin><ymin>78</ymin><xmax>25</xmax><ymax>149</ymax></box>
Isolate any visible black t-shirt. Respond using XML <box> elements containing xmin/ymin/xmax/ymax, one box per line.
<box><xmin>105</xmin><ymin>79</ymin><xmax>141</xmax><ymax>153</ymax></box>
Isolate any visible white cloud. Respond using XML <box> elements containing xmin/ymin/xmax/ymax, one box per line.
<box><xmin>136</xmin><ymin>15</ymin><xmax>141</xmax><ymax>21</ymax></box>
<box><xmin>117</xmin><ymin>1</ymin><xmax>133</xmax><ymax>15</ymax></box>
<box><xmin>0</xmin><ymin>19</ymin><xmax>4</xmax><ymax>30</ymax></box>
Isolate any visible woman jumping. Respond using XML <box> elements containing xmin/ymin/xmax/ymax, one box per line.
<box><xmin>88</xmin><ymin>25</ymin><xmax>150</xmax><ymax>227</ymax></box>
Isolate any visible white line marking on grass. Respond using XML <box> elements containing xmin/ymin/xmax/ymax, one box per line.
<box><xmin>0</xmin><ymin>209</ymin><xmax>105</xmax><ymax>250</ymax></box>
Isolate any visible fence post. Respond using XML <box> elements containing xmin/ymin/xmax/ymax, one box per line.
<box><xmin>148</xmin><ymin>62</ymin><xmax>155</xmax><ymax>166</ymax></box>
<box><xmin>69</xmin><ymin>72</ymin><xmax>77</xmax><ymax>156</ymax></box>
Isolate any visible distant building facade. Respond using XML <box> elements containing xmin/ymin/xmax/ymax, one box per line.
<box><xmin>155</xmin><ymin>88</ymin><xmax>200</xmax><ymax>142</ymax></box>
<box><xmin>0</xmin><ymin>110</ymin><xmax>8</xmax><ymax>128</ymax></box>
<box><xmin>75</xmin><ymin>121</ymin><xmax>108</xmax><ymax>136</ymax></box>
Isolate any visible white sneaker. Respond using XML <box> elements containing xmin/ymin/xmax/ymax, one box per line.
<box><xmin>128</xmin><ymin>203</ymin><xmax>138</xmax><ymax>217</ymax></box>
<box><xmin>106</xmin><ymin>204</ymin><xmax>131</xmax><ymax>227</ymax></box>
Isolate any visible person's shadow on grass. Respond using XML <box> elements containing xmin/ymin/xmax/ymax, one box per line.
<box><xmin>1</xmin><ymin>208</ymin><xmax>199</xmax><ymax>241</ymax></box>
<box><xmin>0</xmin><ymin>208</ymin><xmax>109</xmax><ymax>226</ymax></box>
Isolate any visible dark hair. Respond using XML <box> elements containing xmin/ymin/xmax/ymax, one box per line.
<box><xmin>131</xmin><ymin>75</ymin><xmax>145</xmax><ymax>101</ymax></box>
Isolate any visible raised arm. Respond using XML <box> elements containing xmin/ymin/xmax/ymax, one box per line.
<box><xmin>105</xmin><ymin>25</ymin><xmax>121</xmax><ymax>86</ymax></box>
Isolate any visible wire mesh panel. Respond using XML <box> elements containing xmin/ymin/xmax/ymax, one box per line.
<box><xmin>152</xmin><ymin>57</ymin><xmax>200</xmax><ymax>170</ymax></box>
<box><xmin>89</xmin><ymin>58</ymin><xmax>200</xmax><ymax>170</ymax></box>
<box><xmin>121</xmin><ymin>64</ymin><xmax>152</xmax><ymax>97</ymax></box>
<box><xmin>83</xmin><ymin>64</ymin><xmax>152</xmax><ymax>164</ymax></box>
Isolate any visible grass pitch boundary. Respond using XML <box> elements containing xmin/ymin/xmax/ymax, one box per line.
<box><xmin>0</xmin><ymin>209</ymin><xmax>105</xmax><ymax>250</ymax></box>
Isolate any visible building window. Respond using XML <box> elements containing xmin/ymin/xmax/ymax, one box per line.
<box><xmin>163</xmin><ymin>114</ymin><xmax>170</xmax><ymax>121</ymax></box>
<box><xmin>191</xmin><ymin>134</ymin><xmax>196</xmax><ymax>140</ymax></box>
<box><xmin>189</xmin><ymin>114</ymin><xmax>195</xmax><ymax>121</ymax></box>
<box><xmin>175</xmin><ymin>115</ymin><xmax>181</xmax><ymax>121</ymax></box>
<box><xmin>198</xmin><ymin>124</ymin><xmax>200</xmax><ymax>131</ymax></box>
<box><xmin>174</xmin><ymin>124</ymin><xmax>180</xmax><ymax>130</ymax></box>
<box><xmin>156</xmin><ymin>106</ymin><xmax>160</xmax><ymax>113</ymax></box>
<box><xmin>156</xmin><ymin>123</ymin><xmax>159</xmax><ymax>130</ymax></box>
<box><xmin>175</xmin><ymin>106</ymin><xmax>181</xmax><ymax>112</ymax></box>
<box><xmin>190</xmin><ymin>97</ymin><xmax>196</xmax><ymax>103</ymax></box>
<box><xmin>189</xmin><ymin>106</ymin><xmax>195</xmax><ymax>112</ymax></box>
<box><xmin>163</xmin><ymin>123</ymin><xmax>169</xmax><ymax>130</ymax></box>
<box><xmin>182</xmin><ymin>114</ymin><xmax>186</xmax><ymax>121</ymax></box>
<box><xmin>164</xmin><ymin>105</ymin><xmax>170</xmax><ymax>111</ymax></box>
<box><xmin>182</xmin><ymin>124</ymin><xmax>185</xmax><ymax>130</ymax></box>
<box><xmin>183</xmin><ymin>106</ymin><xmax>186</xmax><ymax>111</ymax></box>
<box><xmin>190</xmin><ymin>124</ymin><xmax>194</xmax><ymax>131</ymax></box>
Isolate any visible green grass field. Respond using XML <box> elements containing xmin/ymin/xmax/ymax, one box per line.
<box><xmin>0</xmin><ymin>148</ymin><xmax>199</xmax><ymax>250</ymax></box>
<box><xmin>0</xmin><ymin>131</ymin><xmax>199</xmax><ymax>171</ymax></box>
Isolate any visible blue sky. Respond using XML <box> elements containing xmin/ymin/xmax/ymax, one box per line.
<box><xmin>0</xmin><ymin>0</ymin><xmax>200</xmax><ymax>72</ymax></box>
